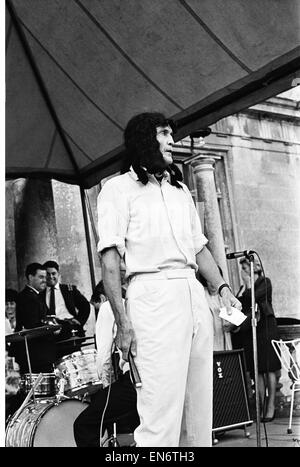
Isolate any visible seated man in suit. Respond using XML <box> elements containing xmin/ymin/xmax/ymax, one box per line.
<box><xmin>42</xmin><ymin>260</ymin><xmax>91</xmax><ymax>358</ymax></box>
<box><xmin>13</xmin><ymin>262</ymin><xmax>57</xmax><ymax>374</ymax></box>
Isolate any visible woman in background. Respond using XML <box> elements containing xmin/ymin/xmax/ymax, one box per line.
<box><xmin>5</xmin><ymin>288</ymin><xmax>18</xmax><ymax>334</ymax></box>
<box><xmin>231</xmin><ymin>258</ymin><xmax>281</xmax><ymax>422</ymax></box>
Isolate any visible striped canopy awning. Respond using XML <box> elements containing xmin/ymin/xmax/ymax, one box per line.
<box><xmin>6</xmin><ymin>0</ymin><xmax>300</xmax><ymax>188</ymax></box>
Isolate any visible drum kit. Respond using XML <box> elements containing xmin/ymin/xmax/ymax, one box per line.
<box><xmin>5</xmin><ymin>324</ymin><xmax>102</xmax><ymax>447</ymax></box>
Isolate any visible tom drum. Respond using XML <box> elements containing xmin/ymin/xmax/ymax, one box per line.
<box><xmin>55</xmin><ymin>349</ymin><xmax>102</xmax><ymax>396</ymax></box>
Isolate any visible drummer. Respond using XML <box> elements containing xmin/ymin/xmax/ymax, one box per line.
<box><xmin>73</xmin><ymin>274</ymin><xmax>139</xmax><ymax>447</ymax></box>
<box><xmin>12</xmin><ymin>263</ymin><xmax>57</xmax><ymax>374</ymax></box>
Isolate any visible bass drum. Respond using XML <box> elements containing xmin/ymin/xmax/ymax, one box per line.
<box><xmin>5</xmin><ymin>398</ymin><xmax>89</xmax><ymax>447</ymax></box>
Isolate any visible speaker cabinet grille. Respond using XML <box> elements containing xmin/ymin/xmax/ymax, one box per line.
<box><xmin>213</xmin><ymin>350</ymin><xmax>252</xmax><ymax>431</ymax></box>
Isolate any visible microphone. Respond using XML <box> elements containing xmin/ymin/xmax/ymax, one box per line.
<box><xmin>128</xmin><ymin>350</ymin><xmax>142</xmax><ymax>388</ymax></box>
<box><xmin>226</xmin><ymin>250</ymin><xmax>255</xmax><ymax>260</ymax></box>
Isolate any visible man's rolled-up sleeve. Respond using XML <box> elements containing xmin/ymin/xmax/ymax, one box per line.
<box><xmin>182</xmin><ymin>184</ymin><xmax>208</xmax><ymax>254</ymax></box>
<box><xmin>97</xmin><ymin>179</ymin><xmax>129</xmax><ymax>258</ymax></box>
<box><xmin>191</xmin><ymin>204</ymin><xmax>208</xmax><ymax>254</ymax></box>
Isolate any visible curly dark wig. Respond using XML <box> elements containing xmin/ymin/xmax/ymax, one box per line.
<box><xmin>121</xmin><ymin>112</ymin><xmax>183</xmax><ymax>188</ymax></box>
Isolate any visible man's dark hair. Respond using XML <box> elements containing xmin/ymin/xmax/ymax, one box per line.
<box><xmin>90</xmin><ymin>281</ymin><xmax>106</xmax><ymax>303</ymax></box>
<box><xmin>25</xmin><ymin>263</ymin><xmax>45</xmax><ymax>279</ymax></box>
<box><xmin>239</xmin><ymin>257</ymin><xmax>247</xmax><ymax>264</ymax></box>
<box><xmin>121</xmin><ymin>112</ymin><xmax>183</xmax><ymax>188</ymax></box>
<box><xmin>43</xmin><ymin>260</ymin><xmax>59</xmax><ymax>271</ymax></box>
<box><xmin>239</xmin><ymin>257</ymin><xmax>262</xmax><ymax>276</ymax></box>
<box><xmin>6</xmin><ymin>288</ymin><xmax>18</xmax><ymax>303</ymax></box>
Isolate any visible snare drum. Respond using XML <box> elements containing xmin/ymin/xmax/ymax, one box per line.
<box><xmin>55</xmin><ymin>349</ymin><xmax>102</xmax><ymax>396</ymax></box>
<box><xmin>20</xmin><ymin>373</ymin><xmax>57</xmax><ymax>397</ymax></box>
<box><xmin>5</xmin><ymin>398</ymin><xmax>89</xmax><ymax>447</ymax></box>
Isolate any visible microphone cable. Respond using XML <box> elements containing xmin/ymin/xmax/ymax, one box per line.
<box><xmin>99</xmin><ymin>342</ymin><xmax>113</xmax><ymax>447</ymax></box>
<box><xmin>99</xmin><ymin>340</ymin><xmax>118</xmax><ymax>447</ymax></box>
<box><xmin>251</xmin><ymin>251</ymin><xmax>270</xmax><ymax>447</ymax></box>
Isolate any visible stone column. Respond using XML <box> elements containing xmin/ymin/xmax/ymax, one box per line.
<box><xmin>191</xmin><ymin>156</ymin><xmax>228</xmax><ymax>281</ymax></box>
<box><xmin>12</xmin><ymin>178</ymin><xmax>59</xmax><ymax>290</ymax></box>
<box><xmin>6</xmin><ymin>181</ymin><xmax>18</xmax><ymax>290</ymax></box>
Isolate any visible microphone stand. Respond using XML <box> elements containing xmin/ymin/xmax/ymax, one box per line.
<box><xmin>248</xmin><ymin>253</ymin><xmax>261</xmax><ymax>447</ymax></box>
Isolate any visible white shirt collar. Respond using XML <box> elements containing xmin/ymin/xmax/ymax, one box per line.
<box><xmin>129</xmin><ymin>166</ymin><xmax>170</xmax><ymax>184</ymax></box>
<box><xmin>47</xmin><ymin>283</ymin><xmax>60</xmax><ymax>290</ymax></box>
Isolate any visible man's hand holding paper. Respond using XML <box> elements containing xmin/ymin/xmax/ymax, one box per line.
<box><xmin>219</xmin><ymin>306</ymin><xmax>247</xmax><ymax>327</ymax></box>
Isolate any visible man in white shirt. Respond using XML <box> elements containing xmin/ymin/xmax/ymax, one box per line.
<box><xmin>97</xmin><ymin>112</ymin><xmax>241</xmax><ymax>447</ymax></box>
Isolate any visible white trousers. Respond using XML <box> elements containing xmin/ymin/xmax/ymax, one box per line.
<box><xmin>126</xmin><ymin>270</ymin><xmax>213</xmax><ymax>447</ymax></box>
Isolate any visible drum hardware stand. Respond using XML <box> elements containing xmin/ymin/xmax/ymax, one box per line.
<box><xmin>11</xmin><ymin>373</ymin><xmax>44</xmax><ymax>424</ymax></box>
<box><xmin>56</xmin><ymin>378</ymin><xmax>69</xmax><ymax>403</ymax></box>
<box><xmin>22</xmin><ymin>327</ymin><xmax>36</xmax><ymax>405</ymax></box>
<box><xmin>81</xmin><ymin>392</ymin><xmax>90</xmax><ymax>404</ymax></box>
<box><xmin>71</xmin><ymin>329</ymin><xmax>79</xmax><ymax>348</ymax></box>
<box><xmin>109</xmin><ymin>423</ymin><xmax>119</xmax><ymax>447</ymax></box>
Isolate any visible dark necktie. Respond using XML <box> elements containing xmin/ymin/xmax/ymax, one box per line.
<box><xmin>49</xmin><ymin>286</ymin><xmax>56</xmax><ymax>315</ymax></box>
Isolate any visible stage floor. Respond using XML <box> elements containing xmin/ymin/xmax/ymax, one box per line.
<box><xmin>213</xmin><ymin>417</ymin><xmax>300</xmax><ymax>448</ymax></box>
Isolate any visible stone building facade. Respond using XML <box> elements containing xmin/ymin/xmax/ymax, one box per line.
<box><xmin>174</xmin><ymin>90</ymin><xmax>300</xmax><ymax>320</ymax></box>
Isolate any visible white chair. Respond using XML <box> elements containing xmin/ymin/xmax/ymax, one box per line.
<box><xmin>271</xmin><ymin>338</ymin><xmax>300</xmax><ymax>434</ymax></box>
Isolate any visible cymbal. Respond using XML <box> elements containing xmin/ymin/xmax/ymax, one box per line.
<box><xmin>5</xmin><ymin>324</ymin><xmax>61</xmax><ymax>343</ymax></box>
<box><xmin>57</xmin><ymin>336</ymin><xmax>87</xmax><ymax>344</ymax></box>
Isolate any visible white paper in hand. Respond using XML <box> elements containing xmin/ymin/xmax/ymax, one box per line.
<box><xmin>219</xmin><ymin>307</ymin><xmax>247</xmax><ymax>326</ymax></box>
